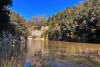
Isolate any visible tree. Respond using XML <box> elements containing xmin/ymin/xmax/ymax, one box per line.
<box><xmin>0</xmin><ymin>0</ymin><xmax>26</xmax><ymax>62</ymax></box>
<box><xmin>0</xmin><ymin>0</ymin><xmax>12</xmax><ymax>31</ymax></box>
<box><xmin>66</xmin><ymin>7</ymin><xmax>71</xmax><ymax>14</ymax></box>
<box><xmin>48</xmin><ymin>0</ymin><xmax>100</xmax><ymax>43</ymax></box>
<box><xmin>10</xmin><ymin>12</ymin><xmax>27</xmax><ymax>35</ymax></box>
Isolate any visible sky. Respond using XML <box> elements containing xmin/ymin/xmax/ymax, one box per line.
<box><xmin>10</xmin><ymin>0</ymin><xmax>81</xmax><ymax>21</ymax></box>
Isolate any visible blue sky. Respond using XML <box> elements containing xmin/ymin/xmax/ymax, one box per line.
<box><xmin>10</xmin><ymin>0</ymin><xmax>81</xmax><ymax>21</ymax></box>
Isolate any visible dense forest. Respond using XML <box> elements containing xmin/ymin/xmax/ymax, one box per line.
<box><xmin>48</xmin><ymin>0</ymin><xmax>100</xmax><ymax>43</ymax></box>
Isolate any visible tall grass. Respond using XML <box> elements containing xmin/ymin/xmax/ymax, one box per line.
<box><xmin>0</xmin><ymin>49</ymin><xmax>25</xmax><ymax>67</ymax></box>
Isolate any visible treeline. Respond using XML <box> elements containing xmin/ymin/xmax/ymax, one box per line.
<box><xmin>48</xmin><ymin>0</ymin><xmax>100</xmax><ymax>43</ymax></box>
<box><xmin>0</xmin><ymin>0</ymin><xmax>27</xmax><ymax>61</ymax></box>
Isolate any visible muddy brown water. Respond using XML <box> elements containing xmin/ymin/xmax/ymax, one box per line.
<box><xmin>26</xmin><ymin>38</ymin><xmax>100</xmax><ymax>67</ymax></box>
<box><xmin>27</xmin><ymin>38</ymin><xmax>100</xmax><ymax>57</ymax></box>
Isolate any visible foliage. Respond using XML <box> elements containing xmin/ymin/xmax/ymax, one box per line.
<box><xmin>9</xmin><ymin>12</ymin><xmax>27</xmax><ymax>36</ymax></box>
<box><xmin>44</xmin><ymin>64</ymin><xmax>51</xmax><ymax>67</ymax></box>
<box><xmin>48</xmin><ymin>0</ymin><xmax>100</xmax><ymax>43</ymax></box>
<box><xmin>0</xmin><ymin>0</ymin><xmax>12</xmax><ymax>31</ymax></box>
<box><xmin>0</xmin><ymin>0</ymin><xmax>26</xmax><ymax>64</ymax></box>
<box><xmin>66</xmin><ymin>7</ymin><xmax>71</xmax><ymax>14</ymax></box>
<box><xmin>96</xmin><ymin>64</ymin><xmax>100</xmax><ymax>67</ymax></box>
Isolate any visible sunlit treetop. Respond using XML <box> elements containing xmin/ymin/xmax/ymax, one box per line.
<box><xmin>80</xmin><ymin>3</ymin><xmax>85</xmax><ymax>10</ymax></box>
<box><xmin>74</xmin><ymin>5</ymin><xmax>79</xmax><ymax>12</ymax></box>
<box><xmin>66</xmin><ymin>7</ymin><xmax>71</xmax><ymax>14</ymax></box>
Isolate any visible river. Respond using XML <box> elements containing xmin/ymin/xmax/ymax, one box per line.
<box><xmin>25</xmin><ymin>37</ymin><xmax>100</xmax><ymax>67</ymax></box>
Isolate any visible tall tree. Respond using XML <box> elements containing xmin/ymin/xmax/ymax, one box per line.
<box><xmin>0</xmin><ymin>0</ymin><xmax>25</xmax><ymax>63</ymax></box>
<box><xmin>0</xmin><ymin>0</ymin><xmax>12</xmax><ymax>31</ymax></box>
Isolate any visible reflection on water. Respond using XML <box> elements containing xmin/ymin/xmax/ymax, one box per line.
<box><xmin>27</xmin><ymin>38</ymin><xmax>100</xmax><ymax>57</ymax></box>
<box><xmin>27</xmin><ymin>38</ymin><xmax>48</xmax><ymax>57</ymax></box>
<box><xmin>48</xmin><ymin>41</ymin><xmax>100</xmax><ymax>56</ymax></box>
<box><xmin>26</xmin><ymin>37</ymin><xmax>100</xmax><ymax>67</ymax></box>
